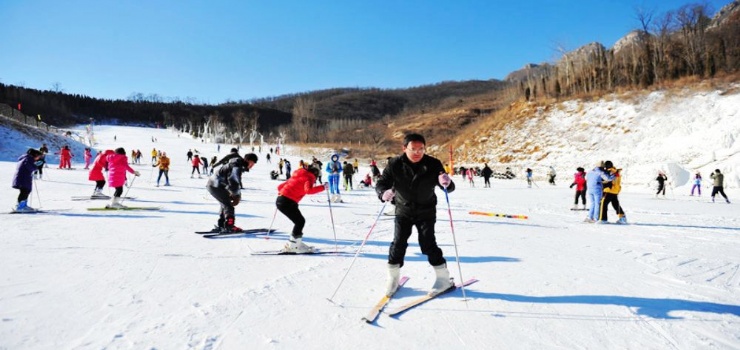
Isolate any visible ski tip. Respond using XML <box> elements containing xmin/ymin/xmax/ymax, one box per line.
<box><xmin>361</xmin><ymin>317</ymin><xmax>373</xmax><ymax>324</ymax></box>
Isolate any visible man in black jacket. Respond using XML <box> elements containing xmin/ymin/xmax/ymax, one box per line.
<box><xmin>206</xmin><ymin>153</ymin><xmax>257</xmax><ymax>232</ymax></box>
<box><xmin>375</xmin><ymin>133</ymin><xmax>456</xmax><ymax>296</ymax></box>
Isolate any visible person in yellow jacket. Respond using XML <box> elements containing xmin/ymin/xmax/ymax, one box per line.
<box><xmin>151</xmin><ymin>148</ymin><xmax>158</xmax><ymax>164</ymax></box>
<box><xmin>599</xmin><ymin>160</ymin><xmax>627</xmax><ymax>224</ymax></box>
<box><xmin>153</xmin><ymin>152</ymin><xmax>171</xmax><ymax>187</ymax></box>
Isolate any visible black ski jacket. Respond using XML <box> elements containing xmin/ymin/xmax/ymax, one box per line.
<box><xmin>376</xmin><ymin>154</ymin><xmax>455</xmax><ymax>219</ymax></box>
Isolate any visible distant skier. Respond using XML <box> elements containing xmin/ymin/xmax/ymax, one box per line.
<box><xmin>34</xmin><ymin>143</ymin><xmax>48</xmax><ymax>179</ymax></box>
<box><xmin>690</xmin><ymin>171</ymin><xmax>702</xmax><ymax>196</ymax></box>
<box><xmin>481</xmin><ymin>163</ymin><xmax>493</xmax><ymax>188</ymax></box>
<box><xmin>12</xmin><ymin>148</ymin><xmax>44</xmax><ymax>212</ymax></box>
<box><xmin>570</xmin><ymin>167</ymin><xmax>587</xmax><ymax>209</ymax></box>
<box><xmin>547</xmin><ymin>166</ymin><xmax>556</xmax><ymax>185</ymax></box>
<box><xmin>599</xmin><ymin>161</ymin><xmax>627</xmax><ymax>224</ymax></box>
<box><xmin>83</xmin><ymin>148</ymin><xmax>92</xmax><ymax>169</ymax></box>
<box><xmin>325</xmin><ymin>154</ymin><xmax>343</xmax><ymax>202</ymax></box>
<box><xmin>275</xmin><ymin>166</ymin><xmax>326</xmax><ymax>253</ymax></box>
<box><xmin>190</xmin><ymin>155</ymin><xmax>202</xmax><ymax>178</ymax></box>
<box><xmin>655</xmin><ymin>172</ymin><xmax>668</xmax><ymax>197</ymax></box>
<box><xmin>525</xmin><ymin>168</ymin><xmax>533</xmax><ymax>188</ymax></box>
<box><xmin>152</xmin><ymin>152</ymin><xmax>171</xmax><ymax>187</ymax></box>
<box><xmin>585</xmin><ymin>161</ymin><xmax>615</xmax><ymax>223</ymax></box>
<box><xmin>57</xmin><ymin>145</ymin><xmax>73</xmax><ymax>169</ymax></box>
<box><xmin>710</xmin><ymin>169</ymin><xmax>730</xmax><ymax>203</ymax></box>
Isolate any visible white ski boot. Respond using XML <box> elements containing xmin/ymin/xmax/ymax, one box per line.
<box><xmin>430</xmin><ymin>264</ymin><xmax>454</xmax><ymax>295</ymax></box>
<box><xmin>385</xmin><ymin>264</ymin><xmax>401</xmax><ymax>296</ymax></box>
<box><xmin>106</xmin><ymin>197</ymin><xmax>126</xmax><ymax>209</ymax></box>
<box><xmin>283</xmin><ymin>237</ymin><xmax>315</xmax><ymax>254</ymax></box>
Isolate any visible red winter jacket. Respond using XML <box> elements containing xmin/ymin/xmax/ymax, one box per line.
<box><xmin>89</xmin><ymin>150</ymin><xmax>114</xmax><ymax>181</ymax></box>
<box><xmin>277</xmin><ymin>168</ymin><xmax>325</xmax><ymax>203</ymax></box>
<box><xmin>572</xmin><ymin>172</ymin><xmax>587</xmax><ymax>191</ymax></box>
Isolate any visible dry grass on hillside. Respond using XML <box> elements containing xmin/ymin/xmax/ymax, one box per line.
<box><xmin>291</xmin><ymin>73</ymin><xmax>739</xmax><ymax>163</ymax></box>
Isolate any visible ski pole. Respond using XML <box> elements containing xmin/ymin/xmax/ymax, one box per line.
<box><xmin>326</xmin><ymin>183</ymin><xmax>338</xmax><ymax>252</ymax></box>
<box><xmin>121</xmin><ymin>176</ymin><xmax>137</xmax><ymax>205</ymax></box>
<box><xmin>148</xmin><ymin>163</ymin><xmax>156</xmax><ymax>183</ymax></box>
<box><xmin>33</xmin><ymin>178</ymin><xmax>42</xmax><ymax>208</ymax></box>
<box><xmin>327</xmin><ymin>201</ymin><xmax>387</xmax><ymax>303</ymax></box>
<box><xmin>267</xmin><ymin>207</ymin><xmax>278</xmax><ymax>237</ymax></box>
<box><xmin>443</xmin><ymin>187</ymin><xmax>467</xmax><ymax>303</ymax></box>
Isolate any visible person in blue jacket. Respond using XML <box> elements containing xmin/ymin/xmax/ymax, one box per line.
<box><xmin>325</xmin><ymin>154</ymin><xmax>343</xmax><ymax>202</ymax></box>
<box><xmin>12</xmin><ymin>148</ymin><xmax>44</xmax><ymax>212</ymax></box>
<box><xmin>585</xmin><ymin>161</ymin><xmax>615</xmax><ymax>223</ymax></box>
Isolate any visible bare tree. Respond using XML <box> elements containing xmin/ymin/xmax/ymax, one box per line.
<box><xmin>232</xmin><ymin>109</ymin><xmax>248</xmax><ymax>146</ymax></box>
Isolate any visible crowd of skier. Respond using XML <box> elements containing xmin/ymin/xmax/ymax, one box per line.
<box><xmin>9</xmin><ymin>132</ymin><xmax>734</xmax><ymax>297</ymax></box>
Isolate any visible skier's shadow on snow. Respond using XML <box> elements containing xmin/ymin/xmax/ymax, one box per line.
<box><xmin>468</xmin><ymin>291</ymin><xmax>740</xmax><ymax>319</ymax></box>
<box><xmin>629</xmin><ymin>222</ymin><xmax>740</xmax><ymax>231</ymax></box>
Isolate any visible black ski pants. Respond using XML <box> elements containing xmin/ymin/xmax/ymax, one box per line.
<box><xmin>711</xmin><ymin>186</ymin><xmax>729</xmax><ymax>200</ymax></box>
<box><xmin>389</xmin><ymin>213</ymin><xmax>446</xmax><ymax>268</ymax></box>
<box><xmin>276</xmin><ymin>195</ymin><xmax>305</xmax><ymax>239</ymax></box>
<box><xmin>206</xmin><ymin>184</ymin><xmax>236</xmax><ymax>219</ymax></box>
<box><xmin>574</xmin><ymin>190</ymin><xmax>586</xmax><ymax>205</ymax></box>
<box><xmin>599</xmin><ymin>193</ymin><xmax>624</xmax><ymax>221</ymax></box>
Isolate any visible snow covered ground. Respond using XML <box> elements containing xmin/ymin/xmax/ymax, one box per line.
<box><xmin>0</xmin><ymin>120</ymin><xmax>738</xmax><ymax>348</ymax></box>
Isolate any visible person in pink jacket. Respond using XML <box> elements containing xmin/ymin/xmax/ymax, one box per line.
<box><xmin>88</xmin><ymin>149</ymin><xmax>114</xmax><ymax>197</ymax></box>
<box><xmin>106</xmin><ymin>147</ymin><xmax>140</xmax><ymax>208</ymax></box>
<box><xmin>83</xmin><ymin>148</ymin><xmax>93</xmax><ymax>169</ymax></box>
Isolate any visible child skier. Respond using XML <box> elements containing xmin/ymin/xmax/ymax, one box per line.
<box><xmin>83</xmin><ymin>148</ymin><xmax>93</xmax><ymax>169</ymax></box>
<box><xmin>106</xmin><ymin>148</ymin><xmax>140</xmax><ymax>208</ymax></box>
<box><xmin>276</xmin><ymin>166</ymin><xmax>326</xmax><ymax>253</ymax></box>
<box><xmin>570</xmin><ymin>167</ymin><xmax>587</xmax><ymax>209</ymax></box>
<box><xmin>89</xmin><ymin>149</ymin><xmax>114</xmax><ymax>198</ymax></box>
<box><xmin>690</xmin><ymin>171</ymin><xmax>702</xmax><ymax>196</ymax></box>
<box><xmin>325</xmin><ymin>154</ymin><xmax>343</xmax><ymax>202</ymax></box>
<box><xmin>12</xmin><ymin>148</ymin><xmax>44</xmax><ymax>212</ymax></box>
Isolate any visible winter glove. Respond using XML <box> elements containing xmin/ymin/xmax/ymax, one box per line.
<box><xmin>569</xmin><ymin>183</ymin><xmax>575</xmax><ymax>189</ymax></box>
<box><xmin>381</xmin><ymin>189</ymin><xmax>395</xmax><ymax>202</ymax></box>
<box><xmin>230</xmin><ymin>194</ymin><xmax>241</xmax><ymax>206</ymax></box>
<box><xmin>438</xmin><ymin>173</ymin><xmax>451</xmax><ymax>188</ymax></box>
<box><xmin>323</xmin><ymin>182</ymin><xmax>329</xmax><ymax>190</ymax></box>
<box><xmin>34</xmin><ymin>160</ymin><xmax>44</xmax><ymax>167</ymax></box>
<box><xmin>134</xmin><ymin>171</ymin><xmax>141</xmax><ymax>176</ymax></box>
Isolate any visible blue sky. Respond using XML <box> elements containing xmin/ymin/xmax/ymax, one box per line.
<box><xmin>0</xmin><ymin>0</ymin><xmax>731</xmax><ymax>104</ymax></box>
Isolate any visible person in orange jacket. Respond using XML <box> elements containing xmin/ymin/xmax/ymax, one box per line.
<box><xmin>276</xmin><ymin>165</ymin><xmax>326</xmax><ymax>253</ymax></box>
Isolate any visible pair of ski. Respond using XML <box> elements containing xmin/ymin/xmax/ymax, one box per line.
<box><xmin>362</xmin><ymin>277</ymin><xmax>478</xmax><ymax>323</ymax></box>
<box><xmin>8</xmin><ymin>208</ymin><xmax>68</xmax><ymax>214</ymax></box>
<box><xmin>195</xmin><ymin>227</ymin><xmax>278</xmax><ymax>238</ymax></box>
<box><xmin>195</xmin><ymin>228</ymin><xmax>353</xmax><ymax>255</ymax></box>
<box><xmin>87</xmin><ymin>206</ymin><xmax>160</xmax><ymax>211</ymax></box>
<box><xmin>71</xmin><ymin>195</ymin><xmax>135</xmax><ymax>201</ymax></box>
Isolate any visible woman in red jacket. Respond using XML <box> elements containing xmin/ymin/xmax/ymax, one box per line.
<box><xmin>276</xmin><ymin>165</ymin><xmax>326</xmax><ymax>253</ymax></box>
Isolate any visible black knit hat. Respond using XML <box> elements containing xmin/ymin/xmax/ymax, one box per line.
<box><xmin>244</xmin><ymin>153</ymin><xmax>258</xmax><ymax>163</ymax></box>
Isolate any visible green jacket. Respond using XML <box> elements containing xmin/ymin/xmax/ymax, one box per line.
<box><xmin>710</xmin><ymin>172</ymin><xmax>724</xmax><ymax>187</ymax></box>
